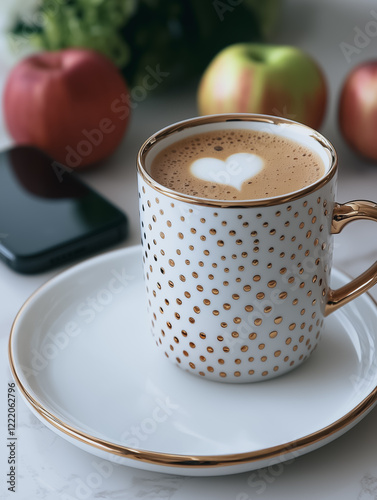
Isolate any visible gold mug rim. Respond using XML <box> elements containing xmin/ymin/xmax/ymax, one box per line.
<box><xmin>137</xmin><ymin>113</ymin><xmax>338</xmax><ymax>208</ymax></box>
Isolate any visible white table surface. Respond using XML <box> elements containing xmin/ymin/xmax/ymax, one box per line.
<box><xmin>2</xmin><ymin>0</ymin><xmax>377</xmax><ymax>498</ymax></box>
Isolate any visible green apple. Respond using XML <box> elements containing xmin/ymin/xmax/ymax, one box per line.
<box><xmin>198</xmin><ymin>43</ymin><xmax>327</xmax><ymax>130</ymax></box>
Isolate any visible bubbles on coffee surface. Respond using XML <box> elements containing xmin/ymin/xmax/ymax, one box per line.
<box><xmin>150</xmin><ymin>130</ymin><xmax>325</xmax><ymax>201</ymax></box>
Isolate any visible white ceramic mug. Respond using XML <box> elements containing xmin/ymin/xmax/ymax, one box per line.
<box><xmin>137</xmin><ymin>114</ymin><xmax>377</xmax><ymax>383</ymax></box>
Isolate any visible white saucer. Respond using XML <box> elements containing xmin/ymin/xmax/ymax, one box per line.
<box><xmin>8</xmin><ymin>245</ymin><xmax>377</xmax><ymax>476</ymax></box>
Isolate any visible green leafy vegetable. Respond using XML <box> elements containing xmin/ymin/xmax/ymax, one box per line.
<box><xmin>10</xmin><ymin>0</ymin><xmax>280</xmax><ymax>87</ymax></box>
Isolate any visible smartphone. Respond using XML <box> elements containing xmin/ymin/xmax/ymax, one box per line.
<box><xmin>0</xmin><ymin>146</ymin><xmax>128</xmax><ymax>273</ymax></box>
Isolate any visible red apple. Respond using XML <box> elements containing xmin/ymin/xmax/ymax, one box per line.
<box><xmin>197</xmin><ymin>43</ymin><xmax>327</xmax><ymax>130</ymax></box>
<box><xmin>3</xmin><ymin>48</ymin><xmax>130</xmax><ymax>168</ymax></box>
<box><xmin>339</xmin><ymin>61</ymin><xmax>377</xmax><ymax>160</ymax></box>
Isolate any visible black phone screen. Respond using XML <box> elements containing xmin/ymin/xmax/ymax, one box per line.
<box><xmin>0</xmin><ymin>146</ymin><xmax>128</xmax><ymax>273</ymax></box>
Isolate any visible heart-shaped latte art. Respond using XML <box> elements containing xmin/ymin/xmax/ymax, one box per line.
<box><xmin>190</xmin><ymin>153</ymin><xmax>264</xmax><ymax>191</ymax></box>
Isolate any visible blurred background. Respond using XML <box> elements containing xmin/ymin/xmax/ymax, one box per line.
<box><xmin>0</xmin><ymin>0</ymin><xmax>376</xmax><ymax>172</ymax></box>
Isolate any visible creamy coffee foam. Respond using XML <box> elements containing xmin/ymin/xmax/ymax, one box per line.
<box><xmin>150</xmin><ymin>129</ymin><xmax>326</xmax><ymax>200</ymax></box>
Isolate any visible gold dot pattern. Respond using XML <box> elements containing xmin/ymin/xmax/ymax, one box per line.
<box><xmin>139</xmin><ymin>174</ymin><xmax>335</xmax><ymax>383</ymax></box>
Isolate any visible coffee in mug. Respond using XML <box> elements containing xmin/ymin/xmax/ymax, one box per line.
<box><xmin>137</xmin><ymin>114</ymin><xmax>377</xmax><ymax>383</ymax></box>
<box><xmin>150</xmin><ymin>128</ymin><xmax>325</xmax><ymax>201</ymax></box>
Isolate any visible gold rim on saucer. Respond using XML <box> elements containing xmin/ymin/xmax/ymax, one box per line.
<box><xmin>8</xmin><ymin>252</ymin><xmax>377</xmax><ymax>470</ymax></box>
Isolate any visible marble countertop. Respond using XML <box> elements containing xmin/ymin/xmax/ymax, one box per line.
<box><xmin>2</xmin><ymin>0</ymin><xmax>377</xmax><ymax>498</ymax></box>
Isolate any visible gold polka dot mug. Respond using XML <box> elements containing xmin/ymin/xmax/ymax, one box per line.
<box><xmin>137</xmin><ymin>114</ymin><xmax>377</xmax><ymax>383</ymax></box>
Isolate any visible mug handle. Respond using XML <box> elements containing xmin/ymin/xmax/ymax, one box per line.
<box><xmin>325</xmin><ymin>200</ymin><xmax>377</xmax><ymax>316</ymax></box>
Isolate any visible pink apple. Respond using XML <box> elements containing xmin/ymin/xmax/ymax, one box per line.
<box><xmin>339</xmin><ymin>61</ymin><xmax>377</xmax><ymax>160</ymax></box>
<box><xmin>3</xmin><ymin>48</ymin><xmax>130</xmax><ymax>168</ymax></box>
<box><xmin>197</xmin><ymin>43</ymin><xmax>327</xmax><ymax>130</ymax></box>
